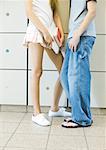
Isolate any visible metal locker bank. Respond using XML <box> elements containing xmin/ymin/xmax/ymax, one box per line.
<box><xmin>0</xmin><ymin>0</ymin><xmax>106</xmax><ymax>108</ymax></box>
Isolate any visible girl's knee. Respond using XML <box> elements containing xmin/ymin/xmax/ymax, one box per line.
<box><xmin>31</xmin><ymin>68</ymin><xmax>42</xmax><ymax>79</ymax></box>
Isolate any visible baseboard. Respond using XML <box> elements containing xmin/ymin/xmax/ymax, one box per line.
<box><xmin>0</xmin><ymin>105</ymin><xmax>106</xmax><ymax>115</ymax></box>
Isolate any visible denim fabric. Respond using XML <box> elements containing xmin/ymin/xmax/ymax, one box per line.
<box><xmin>60</xmin><ymin>36</ymin><xmax>95</xmax><ymax>126</ymax></box>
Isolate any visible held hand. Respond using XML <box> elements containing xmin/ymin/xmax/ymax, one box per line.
<box><xmin>60</xmin><ymin>34</ymin><xmax>64</xmax><ymax>47</ymax></box>
<box><xmin>69</xmin><ymin>30</ymin><xmax>80</xmax><ymax>52</ymax></box>
<box><xmin>43</xmin><ymin>31</ymin><xmax>53</xmax><ymax>46</ymax></box>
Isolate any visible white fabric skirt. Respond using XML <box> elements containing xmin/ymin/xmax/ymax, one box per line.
<box><xmin>23</xmin><ymin>21</ymin><xmax>56</xmax><ymax>48</ymax></box>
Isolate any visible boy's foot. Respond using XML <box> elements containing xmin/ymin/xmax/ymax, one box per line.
<box><xmin>64</xmin><ymin>117</ymin><xmax>72</xmax><ymax>122</ymax></box>
<box><xmin>61</xmin><ymin>120</ymin><xmax>91</xmax><ymax>128</ymax></box>
<box><xmin>48</xmin><ymin>108</ymin><xmax>72</xmax><ymax>117</ymax></box>
<box><xmin>32</xmin><ymin>113</ymin><xmax>51</xmax><ymax>127</ymax></box>
<box><xmin>64</xmin><ymin>118</ymin><xmax>94</xmax><ymax>124</ymax></box>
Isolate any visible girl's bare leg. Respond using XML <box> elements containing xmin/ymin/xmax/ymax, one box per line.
<box><xmin>29</xmin><ymin>43</ymin><xmax>44</xmax><ymax>116</ymax></box>
<box><xmin>45</xmin><ymin>48</ymin><xmax>63</xmax><ymax>112</ymax></box>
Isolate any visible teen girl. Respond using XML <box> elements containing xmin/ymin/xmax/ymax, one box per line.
<box><xmin>60</xmin><ymin>0</ymin><xmax>97</xmax><ymax>128</ymax></box>
<box><xmin>23</xmin><ymin>0</ymin><xmax>71</xmax><ymax>127</ymax></box>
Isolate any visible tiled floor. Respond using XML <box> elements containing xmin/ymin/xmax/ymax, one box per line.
<box><xmin>0</xmin><ymin>111</ymin><xmax>106</xmax><ymax>150</ymax></box>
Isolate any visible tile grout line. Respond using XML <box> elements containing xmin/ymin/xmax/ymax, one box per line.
<box><xmin>3</xmin><ymin>112</ymin><xmax>27</xmax><ymax>149</ymax></box>
<box><xmin>83</xmin><ymin>128</ymin><xmax>89</xmax><ymax>150</ymax></box>
<box><xmin>45</xmin><ymin>117</ymin><xmax>53</xmax><ymax>150</ymax></box>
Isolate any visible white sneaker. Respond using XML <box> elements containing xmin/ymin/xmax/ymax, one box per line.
<box><xmin>32</xmin><ymin>113</ymin><xmax>51</xmax><ymax>126</ymax></box>
<box><xmin>48</xmin><ymin>108</ymin><xmax>72</xmax><ymax>117</ymax></box>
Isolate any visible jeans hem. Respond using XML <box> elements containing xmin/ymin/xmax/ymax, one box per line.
<box><xmin>72</xmin><ymin>118</ymin><xmax>92</xmax><ymax>127</ymax></box>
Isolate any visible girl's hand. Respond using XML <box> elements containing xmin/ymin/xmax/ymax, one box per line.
<box><xmin>69</xmin><ymin>30</ymin><xmax>80</xmax><ymax>52</ymax></box>
<box><xmin>60</xmin><ymin>34</ymin><xmax>64</xmax><ymax>47</ymax></box>
<box><xmin>43</xmin><ymin>31</ymin><xmax>53</xmax><ymax>46</ymax></box>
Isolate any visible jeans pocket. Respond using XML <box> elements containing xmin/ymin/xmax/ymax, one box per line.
<box><xmin>78</xmin><ymin>37</ymin><xmax>96</xmax><ymax>60</ymax></box>
<box><xmin>78</xmin><ymin>50</ymin><xmax>88</xmax><ymax>59</ymax></box>
<box><xmin>87</xmin><ymin>36</ymin><xmax>95</xmax><ymax>50</ymax></box>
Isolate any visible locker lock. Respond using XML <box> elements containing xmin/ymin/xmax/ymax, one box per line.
<box><xmin>5</xmin><ymin>49</ymin><xmax>10</xmax><ymax>53</ymax></box>
<box><xmin>6</xmin><ymin>13</ymin><xmax>10</xmax><ymax>16</ymax></box>
<box><xmin>46</xmin><ymin>87</ymin><xmax>50</xmax><ymax>90</ymax></box>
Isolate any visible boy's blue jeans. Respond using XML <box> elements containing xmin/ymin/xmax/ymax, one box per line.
<box><xmin>60</xmin><ymin>36</ymin><xmax>95</xmax><ymax>126</ymax></box>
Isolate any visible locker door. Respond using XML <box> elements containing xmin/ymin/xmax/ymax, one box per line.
<box><xmin>0</xmin><ymin>0</ymin><xmax>27</xmax><ymax>32</ymax></box>
<box><xmin>28</xmin><ymin>71</ymin><xmax>67</xmax><ymax>106</ymax></box>
<box><xmin>0</xmin><ymin>70</ymin><xmax>26</xmax><ymax>105</ymax></box>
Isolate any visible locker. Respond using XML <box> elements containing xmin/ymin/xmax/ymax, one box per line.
<box><xmin>90</xmin><ymin>35</ymin><xmax>106</xmax><ymax>71</ymax></box>
<box><xmin>28</xmin><ymin>71</ymin><xmax>67</xmax><ymax>106</ymax></box>
<box><xmin>0</xmin><ymin>70</ymin><xmax>26</xmax><ymax>105</ymax></box>
<box><xmin>0</xmin><ymin>34</ymin><xmax>27</xmax><ymax>69</ymax></box>
<box><xmin>95</xmin><ymin>0</ymin><xmax>106</xmax><ymax>34</ymax></box>
<box><xmin>0</xmin><ymin>0</ymin><xmax>27</xmax><ymax>32</ymax></box>
<box><xmin>91</xmin><ymin>72</ymin><xmax>106</xmax><ymax>108</ymax></box>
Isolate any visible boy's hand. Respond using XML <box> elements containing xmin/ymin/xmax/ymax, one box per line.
<box><xmin>69</xmin><ymin>30</ymin><xmax>80</xmax><ymax>52</ymax></box>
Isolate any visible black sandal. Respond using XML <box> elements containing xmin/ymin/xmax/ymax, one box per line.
<box><xmin>64</xmin><ymin>117</ymin><xmax>72</xmax><ymax>122</ymax></box>
<box><xmin>62</xmin><ymin>120</ymin><xmax>91</xmax><ymax>128</ymax></box>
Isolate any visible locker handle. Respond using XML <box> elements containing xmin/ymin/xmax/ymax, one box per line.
<box><xmin>46</xmin><ymin>87</ymin><xmax>50</xmax><ymax>90</ymax></box>
<box><xmin>6</xmin><ymin>12</ymin><xmax>10</xmax><ymax>16</ymax></box>
<box><xmin>5</xmin><ymin>49</ymin><xmax>10</xmax><ymax>53</ymax></box>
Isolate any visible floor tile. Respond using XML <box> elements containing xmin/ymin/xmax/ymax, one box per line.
<box><xmin>86</xmin><ymin>136</ymin><xmax>106</xmax><ymax>150</ymax></box>
<box><xmin>20</xmin><ymin>113</ymin><xmax>32</xmax><ymax>123</ymax></box>
<box><xmin>51</xmin><ymin>117</ymin><xmax>84</xmax><ymax>136</ymax></box>
<box><xmin>0</xmin><ymin>110</ymin><xmax>105</xmax><ymax>150</ymax></box>
<box><xmin>15</xmin><ymin>122</ymin><xmax>50</xmax><ymax>135</ymax></box>
<box><xmin>0</xmin><ymin>122</ymin><xmax>19</xmax><ymax>133</ymax></box>
<box><xmin>52</xmin><ymin>117</ymin><xmax>64</xmax><ymax>125</ymax></box>
<box><xmin>47</xmin><ymin>135</ymin><xmax>87</xmax><ymax>150</ymax></box>
<box><xmin>0</xmin><ymin>112</ymin><xmax>25</xmax><ymax>123</ymax></box>
<box><xmin>84</xmin><ymin>126</ymin><xmax>106</xmax><ymax>137</ymax></box>
<box><xmin>7</xmin><ymin>133</ymin><xmax>48</xmax><ymax>149</ymax></box>
<box><xmin>0</xmin><ymin>133</ymin><xmax>12</xmax><ymax>147</ymax></box>
<box><xmin>50</xmin><ymin>124</ymin><xmax>84</xmax><ymax>136</ymax></box>
<box><xmin>92</xmin><ymin>115</ymin><xmax>106</xmax><ymax>127</ymax></box>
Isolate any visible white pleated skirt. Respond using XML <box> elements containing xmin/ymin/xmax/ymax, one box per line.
<box><xmin>23</xmin><ymin>20</ymin><xmax>57</xmax><ymax>49</ymax></box>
